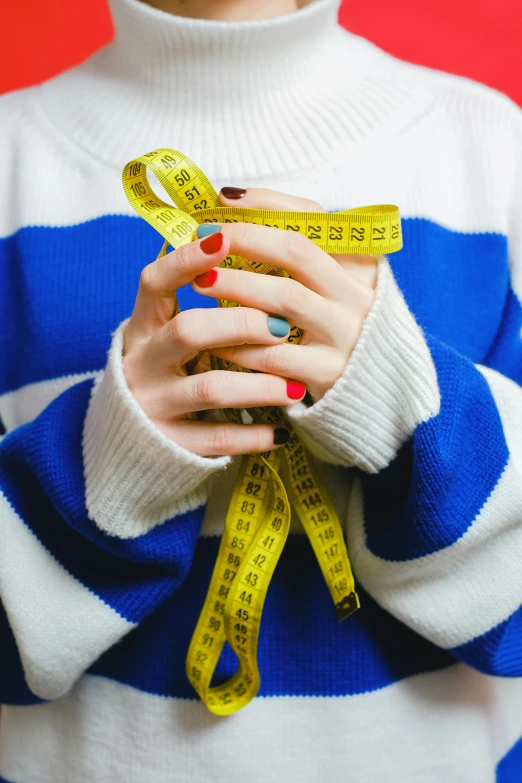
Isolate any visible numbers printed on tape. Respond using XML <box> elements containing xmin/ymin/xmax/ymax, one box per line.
<box><xmin>122</xmin><ymin>148</ymin><xmax>402</xmax><ymax>715</ymax></box>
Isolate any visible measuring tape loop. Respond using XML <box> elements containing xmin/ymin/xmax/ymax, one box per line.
<box><xmin>122</xmin><ymin>148</ymin><xmax>403</xmax><ymax>715</ymax></box>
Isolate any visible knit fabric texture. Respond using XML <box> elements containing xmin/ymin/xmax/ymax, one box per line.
<box><xmin>1</xmin><ymin>0</ymin><xmax>522</xmax><ymax>780</ymax></box>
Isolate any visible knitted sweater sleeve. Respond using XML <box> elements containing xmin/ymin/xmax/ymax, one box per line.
<box><xmin>285</xmin><ymin>153</ymin><xmax>522</xmax><ymax>677</ymax></box>
<box><xmin>0</xmin><ymin>318</ymin><xmax>231</xmax><ymax>704</ymax></box>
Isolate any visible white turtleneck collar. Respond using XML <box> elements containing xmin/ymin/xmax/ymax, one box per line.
<box><xmin>37</xmin><ymin>0</ymin><xmax>430</xmax><ymax>181</ymax></box>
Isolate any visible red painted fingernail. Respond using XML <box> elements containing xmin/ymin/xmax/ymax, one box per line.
<box><xmin>200</xmin><ymin>232</ymin><xmax>223</xmax><ymax>254</ymax></box>
<box><xmin>194</xmin><ymin>269</ymin><xmax>218</xmax><ymax>288</ymax></box>
<box><xmin>287</xmin><ymin>381</ymin><xmax>306</xmax><ymax>400</ymax></box>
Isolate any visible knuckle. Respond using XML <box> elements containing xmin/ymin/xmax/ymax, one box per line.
<box><xmin>255</xmin><ymin>373</ymin><xmax>274</xmax><ymax>401</ymax></box>
<box><xmin>279</xmin><ymin>279</ymin><xmax>307</xmax><ymax>318</ymax></box>
<box><xmin>249</xmin><ymin>427</ymin><xmax>268</xmax><ymax>454</ymax></box>
<box><xmin>168</xmin><ymin>311</ymin><xmax>197</xmax><ymax>346</ymax></box>
<box><xmin>220</xmin><ymin>345</ymin><xmax>242</xmax><ymax>365</ymax></box>
<box><xmin>235</xmin><ymin>307</ymin><xmax>258</xmax><ymax>341</ymax></box>
<box><xmin>234</xmin><ymin>221</ymin><xmax>251</xmax><ymax>243</ymax></box>
<box><xmin>263</xmin><ymin>346</ymin><xmax>287</xmax><ymax>375</ymax></box>
<box><xmin>209</xmin><ymin>426</ymin><xmax>234</xmax><ymax>455</ymax></box>
<box><xmin>139</xmin><ymin>263</ymin><xmax>157</xmax><ymax>295</ymax></box>
<box><xmin>174</xmin><ymin>242</ymin><xmax>194</xmax><ymax>274</ymax></box>
<box><xmin>193</xmin><ymin>373</ymin><xmax>224</xmax><ymax>408</ymax></box>
<box><xmin>283</xmin><ymin>229</ymin><xmax>311</xmax><ymax>262</ymax></box>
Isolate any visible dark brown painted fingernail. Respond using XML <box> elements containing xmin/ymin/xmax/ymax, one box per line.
<box><xmin>274</xmin><ymin>428</ymin><xmax>290</xmax><ymax>445</ymax></box>
<box><xmin>221</xmin><ymin>187</ymin><xmax>246</xmax><ymax>199</ymax></box>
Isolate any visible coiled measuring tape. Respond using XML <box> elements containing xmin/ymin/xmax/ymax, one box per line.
<box><xmin>122</xmin><ymin>148</ymin><xmax>403</xmax><ymax>716</ymax></box>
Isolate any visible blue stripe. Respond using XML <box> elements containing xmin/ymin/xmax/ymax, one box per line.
<box><xmin>497</xmin><ymin>734</ymin><xmax>522</xmax><ymax>782</ymax></box>
<box><xmin>0</xmin><ymin>215</ymin><xmax>215</xmax><ymax>395</ymax></box>
<box><xmin>358</xmin><ymin>334</ymin><xmax>509</xmax><ymax>560</ymax></box>
<box><xmin>450</xmin><ymin>607</ymin><xmax>522</xmax><ymax>677</ymax></box>
<box><xmin>89</xmin><ymin>534</ymin><xmax>453</xmax><ymax>699</ymax></box>
<box><xmin>390</xmin><ymin>218</ymin><xmax>508</xmax><ymax>363</ymax></box>
<box><xmin>0</xmin><ymin>211</ymin><xmax>518</xmax><ymax>702</ymax></box>
<box><xmin>0</xmin><ymin>215</ymin><xmax>510</xmax><ymax>395</ymax></box>
<box><xmin>485</xmin><ymin>286</ymin><xmax>522</xmax><ymax>386</ymax></box>
<box><xmin>0</xmin><ymin>380</ymin><xmax>205</xmax><ymax>624</ymax></box>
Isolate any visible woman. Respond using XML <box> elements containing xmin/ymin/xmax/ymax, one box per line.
<box><xmin>0</xmin><ymin>0</ymin><xmax>521</xmax><ymax>780</ymax></box>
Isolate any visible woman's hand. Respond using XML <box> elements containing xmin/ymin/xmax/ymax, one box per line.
<box><xmin>122</xmin><ymin>228</ymin><xmax>305</xmax><ymax>457</ymax></box>
<box><xmin>196</xmin><ymin>187</ymin><xmax>382</xmax><ymax>403</ymax></box>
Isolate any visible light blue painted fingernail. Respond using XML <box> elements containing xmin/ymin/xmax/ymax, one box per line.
<box><xmin>267</xmin><ymin>316</ymin><xmax>290</xmax><ymax>338</ymax></box>
<box><xmin>197</xmin><ymin>223</ymin><xmax>221</xmax><ymax>238</ymax></box>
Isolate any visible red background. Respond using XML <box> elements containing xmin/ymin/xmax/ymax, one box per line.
<box><xmin>1</xmin><ymin>0</ymin><xmax>522</xmax><ymax>104</ymax></box>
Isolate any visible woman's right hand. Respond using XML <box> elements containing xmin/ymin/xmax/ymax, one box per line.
<box><xmin>122</xmin><ymin>229</ymin><xmax>304</xmax><ymax>457</ymax></box>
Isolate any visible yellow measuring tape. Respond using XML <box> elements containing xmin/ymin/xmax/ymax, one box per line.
<box><xmin>122</xmin><ymin>148</ymin><xmax>403</xmax><ymax>716</ymax></box>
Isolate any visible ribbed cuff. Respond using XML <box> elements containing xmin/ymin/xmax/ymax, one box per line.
<box><xmin>286</xmin><ymin>257</ymin><xmax>441</xmax><ymax>473</ymax></box>
<box><xmin>83</xmin><ymin>318</ymin><xmax>231</xmax><ymax>539</ymax></box>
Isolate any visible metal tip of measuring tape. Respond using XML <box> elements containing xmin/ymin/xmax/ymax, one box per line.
<box><xmin>335</xmin><ymin>592</ymin><xmax>360</xmax><ymax>623</ymax></box>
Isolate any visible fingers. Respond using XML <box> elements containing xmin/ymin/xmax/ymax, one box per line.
<box><xmin>147</xmin><ymin>306</ymin><xmax>291</xmax><ymax>369</ymax></box>
<box><xmin>220</xmin><ymin>186</ymin><xmax>381</xmax><ymax>290</ymax></box>
<box><xmin>143</xmin><ymin>370</ymin><xmax>306</xmax><ymax>420</ymax></box>
<box><xmin>128</xmin><ymin>182</ymin><xmax>379</xmax><ymax>347</ymax></box>
<box><xmin>209</xmin><ymin>343</ymin><xmax>347</xmax><ymax>388</ymax></box>
<box><xmin>219</xmin><ymin>186</ymin><xmax>326</xmax><ymax>215</ymax></box>
<box><xmin>127</xmin><ymin>231</ymin><xmax>231</xmax><ymax>342</ymax></box>
<box><xmin>192</xmin><ymin>265</ymin><xmax>349</xmax><ymax>343</ymax></box>
<box><xmin>158</xmin><ymin>419</ymin><xmax>290</xmax><ymax>457</ymax></box>
<box><xmin>210</xmin><ymin>221</ymin><xmax>354</xmax><ymax>302</ymax></box>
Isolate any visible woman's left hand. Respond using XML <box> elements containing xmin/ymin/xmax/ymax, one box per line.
<box><xmin>192</xmin><ymin>187</ymin><xmax>383</xmax><ymax>404</ymax></box>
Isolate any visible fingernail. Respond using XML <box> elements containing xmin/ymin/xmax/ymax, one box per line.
<box><xmin>197</xmin><ymin>223</ymin><xmax>221</xmax><ymax>239</ymax></box>
<box><xmin>194</xmin><ymin>269</ymin><xmax>218</xmax><ymax>288</ymax></box>
<box><xmin>274</xmin><ymin>428</ymin><xmax>290</xmax><ymax>445</ymax></box>
<box><xmin>221</xmin><ymin>187</ymin><xmax>246</xmax><ymax>199</ymax></box>
<box><xmin>267</xmin><ymin>316</ymin><xmax>290</xmax><ymax>338</ymax></box>
<box><xmin>287</xmin><ymin>381</ymin><xmax>306</xmax><ymax>400</ymax></box>
<box><xmin>200</xmin><ymin>232</ymin><xmax>223</xmax><ymax>254</ymax></box>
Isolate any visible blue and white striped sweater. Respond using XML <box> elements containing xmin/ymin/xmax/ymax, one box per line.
<box><xmin>1</xmin><ymin>0</ymin><xmax>522</xmax><ymax>778</ymax></box>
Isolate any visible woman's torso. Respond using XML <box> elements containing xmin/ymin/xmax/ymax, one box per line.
<box><xmin>0</xmin><ymin>68</ymin><xmax>518</xmax><ymax>782</ymax></box>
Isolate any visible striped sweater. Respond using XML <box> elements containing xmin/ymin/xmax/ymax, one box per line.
<box><xmin>1</xmin><ymin>0</ymin><xmax>522</xmax><ymax>780</ymax></box>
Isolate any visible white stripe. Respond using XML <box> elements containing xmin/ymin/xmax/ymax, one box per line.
<box><xmin>1</xmin><ymin>666</ymin><xmax>521</xmax><ymax>782</ymax></box>
<box><xmin>0</xmin><ymin>372</ymin><xmax>102</xmax><ymax>432</ymax></box>
<box><xmin>0</xmin><ymin>490</ymin><xmax>134</xmax><ymax>700</ymax></box>
<box><xmin>0</xmin><ymin>123</ymin><xmax>134</xmax><ymax>238</ymax></box>
<box><xmin>0</xmin><ymin>90</ymin><xmax>516</xmax><ymax>243</ymax></box>
<box><xmin>0</xmin><ymin>148</ymin><xmax>512</xmax><ymax>237</ymax></box>
<box><xmin>510</xmin><ymin>231</ymin><xmax>522</xmax><ymax>306</ymax></box>
<box><xmin>507</xmin><ymin>146</ymin><xmax>522</xmax><ymax>302</ymax></box>
<box><xmin>348</xmin><ymin>365</ymin><xmax>522</xmax><ymax>648</ymax></box>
